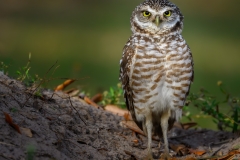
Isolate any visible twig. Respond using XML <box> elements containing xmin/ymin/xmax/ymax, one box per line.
<box><xmin>208</xmin><ymin>145</ymin><xmax>225</xmax><ymax>157</ymax></box>
<box><xmin>208</xmin><ymin>139</ymin><xmax>233</xmax><ymax>148</ymax></box>
<box><xmin>7</xmin><ymin>94</ymin><xmax>23</xmax><ymax>108</ymax></box>
<box><xmin>22</xmin><ymin>61</ymin><xmax>59</xmax><ymax>108</ymax></box>
<box><xmin>67</xmin><ymin>95</ymin><xmax>87</xmax><ymax>125</ymax></box>
<box><xmin>64</xmin><ymin>139</ymin><xmax>84</xmax><ymax>150</ymax></box>
<box><xmin>124</xmin><ymin>150</ymin><xmax>138</xmax><ymax>160</ymax></box>
<box><xmin>48</xmin><ymin>92</ymin><xmax>87</xmax><ymax>125</ymax></box>
<box><xmin>169</xmin><ymin>130</ymin><xmax>205</xmax><ymax>139</ymax></box>
<box><xmin>0</xmin><ymin>141</ymin><xmax>15</xmax><ymax>146</ymax></box>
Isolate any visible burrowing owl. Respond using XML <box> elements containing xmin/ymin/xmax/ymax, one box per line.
<box><xmin>119</xmin><ymin>0</ymin><xmax>194</xmax><ymax>159</ymax></box>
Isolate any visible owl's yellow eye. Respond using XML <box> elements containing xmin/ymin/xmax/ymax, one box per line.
<box><xmin>143</xmin><ymin>11</ymin><xmax>151</xmax><ymax>17</ymax></box>
<box><xmin>164</xmin><ymin>11</ymin><xmax>172</xmax><ymax>17</ymax></box>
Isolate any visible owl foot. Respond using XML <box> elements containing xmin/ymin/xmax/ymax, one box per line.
<box><xmin>144</xmin><ymin>153</ymin><xmax>153</xmax><ymax>160</ymax></box>
<box><xmin>159</xmin><ymin>152</ymin><xmax>171</xmax><ymax>160</ymax></box>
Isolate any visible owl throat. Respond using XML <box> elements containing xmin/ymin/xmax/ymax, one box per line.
<box><xmin>131</xmin><ymin>18</ymin><xmax>183</xmax><ymax>36</ymax></box>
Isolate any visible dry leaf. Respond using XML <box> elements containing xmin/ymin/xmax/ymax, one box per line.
<box><xmin>64</xmin><ymin>88</ymin><xmax>80</xmax><ymax>97</ymax></box>
<box><xmin>91</xmin><ymin>93</ymin><xmax>103</xmax><ymax>103</ymax></box>
<box><xmin>213</xmin><ymin>149</ymin><xmax>240</xmax><ymax>160</ymax></box>
<box><xmin>203</xmin><ymin>149</ymin><xmax>240</xmax><ymax>160</ymax></box>
<box><xmin>188</xmin><ymin>148</ymin><xmax>206</xmax><ymax>156</ymax></box>
<box><xmin>214</xmin><ymin>154</ymin><xmax>235</xmax><ymax>160</ymax></box>
<box><xmin>4</xmin><ymin>112</ymin><xmax>21</xmax><ymax>134</ymax></box>
<box><xmin>105</xmin><ymin>105</ymin><xmax>128</xmax><ymax>116</ymax></box>
<box><xmin>181</xmin><ymin>122</ymin><xmax>197</xmax><ymax>130</ymax></box>
<box><xmin>84</xmin><ymin>96</ymin><xmax>99</xmax><ymax>109</ymax></box>
<box><xmin>20</xmin><ymin>127</ymin><xmax>32</xmax><ymax>137</ymax></box>
<box><xmin>170</xmin><ymin>144</ymin><xmax>186</xmax><ymax>153</ymax></box>
<box><xmin>123</xmin><ymin>112</ymin><xmax>132</xmax><ymax>121</ymax></box>
<box><xmin>120</xmin><ymin>120</ymin><xmax>144</xmax><ymax>136</ymax></box>
<box><xmin>173</xmin><ymin>122</ymin><xmax>183</xmax><ymax>129</ymax></box>
<box><xmin>132</xmin><ymin>139</ymin><xmax>139</xmax><ymax>144</ymax></box>
<box><xmin>228</xmin><ymin>149</ymin><xmax>240</xmax><ymax>155</ymax></box>
<box><xmin>4</xmin><ymin>112</ymin><xmax>13</xmax><ymax>124</ymax></box>
<box><xmin>55</xmin><ymin>84</ymin><xmax>64</xmax><ymax>91</ymax></box>
<box><xmin>222</xmin><ymin>154</ymin><xmax>235</xmax><ymax>160</ymax></box>
<box><xmin>55</xmin><ymin>79</ymin><xmax>75</xmax><ymax>91</ymax></box>
<box><xmin>179</xmin><ymin>147</ymin><xmax>189</xmax><ymax>156</ymax></box>
<box><xmin>170</xmin><ymin>144</ymin><xmax>189</xmax><ymax>156</ymax></box>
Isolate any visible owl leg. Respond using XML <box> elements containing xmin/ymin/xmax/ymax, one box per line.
<box><xmin>144</xmin><ymin>115</ymin><xmax>153</xmax><ymax>159</ymax></box>
<box><xmin>160</xmin><ymin>110</ymin><xmax>171</xmax><ymax>159</ymax></box>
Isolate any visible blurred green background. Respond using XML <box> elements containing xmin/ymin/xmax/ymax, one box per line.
<box><xmin>0</xmin><ymin>0</ymin><xmax>240</xmax><ymax>129</ymax></box>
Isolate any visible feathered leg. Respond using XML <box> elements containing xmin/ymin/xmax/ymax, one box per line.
<box><xmin>160</xmin><ymin>110</ymin><xmax>171</xmax><ymax>160</ymax></box>
<box><xmin>144</xmin><ymin>115</ymin><xmax>153</xmax><ymax>160</ymax></box>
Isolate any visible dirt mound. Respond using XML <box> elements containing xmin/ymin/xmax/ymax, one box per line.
<box><xmin>0</xmin><ymin>73</ymin><xmax>239</xmax><ymax>160</ymax></box>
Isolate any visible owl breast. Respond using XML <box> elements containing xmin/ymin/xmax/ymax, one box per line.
<box><xmin>129</xmin><ymin>34</ymin><xmax>193</xmax><ymax>123</ymax></box>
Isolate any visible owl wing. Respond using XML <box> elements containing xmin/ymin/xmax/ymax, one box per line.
<box><xmin>185</xmin><ymin>46</ymin><xmax>194</xmax><ymax>97</ymax></box>
<box><xmin>119</xmin><ymin>39</ymin><xmax>142</xmax><ymax>129</ymax></box>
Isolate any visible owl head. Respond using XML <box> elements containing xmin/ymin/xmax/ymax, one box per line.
<box><xmin>130</xmin><ymin>0</ymin><xmax>183</xmax><ymax>36</ymax></box>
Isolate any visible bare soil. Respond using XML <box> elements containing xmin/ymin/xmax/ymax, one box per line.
<box><xmin>0</xmin><ymin>73</ymin><xmax>239</xmax><ymax>160</ymax></box>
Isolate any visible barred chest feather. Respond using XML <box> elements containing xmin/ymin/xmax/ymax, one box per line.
<box><xmin>128</xmin><ymin>33</ymin><xmax>193</xmax><ymax>122</ymax></box>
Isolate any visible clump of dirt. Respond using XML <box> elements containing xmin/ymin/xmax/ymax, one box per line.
<box><xmin>0</xmin><ymin>73</ymin><xmax>239</xmax><ymax>160</ymax></box>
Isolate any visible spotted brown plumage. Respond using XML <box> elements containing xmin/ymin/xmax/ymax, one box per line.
<box><xmin>119</xmin><ymin>0</ymin><xmax>194</xmax><ymax>159</ymax></box>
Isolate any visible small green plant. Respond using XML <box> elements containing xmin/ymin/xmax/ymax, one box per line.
<box><xmin>10</xmin><ymin>107</ymin><xmax>18</xmax><ymax>113</ymax></box>
<box><xmin>16</xmin><ymin>53</ymin><xmax>40</xmax><ymax>87</ymax></box>
<box><xmin>186</xmin><ymin>81</ymin><xmax>240</xmax><ymax>132</ymax></box>
<box><xmin>26</xmin><ymin>144</ymin><xmax>36</xmax><ymax>160</ymax></box>
<box><xmin>107</xmin><ymin>81</ymin><xmax>239</xmax><ymax>132</ymax></box>
<box><xmin>182</xmin><ymin>105</ymin><xmax>193</xmax><ymax>121</ymax></box>
<box><xmin>34</xmin><ymin>89</ymin><xmax>43</xmax><ymax>98</ymax></box>
<box><xmin>0</xmin><ymin>61</ymin><xmax>9</xmax><ymax>74</ymax></box>
<box><xmin>101</xmin><ymin>83</ymin><xmax>126</xmax><ymax>108</ymax></box>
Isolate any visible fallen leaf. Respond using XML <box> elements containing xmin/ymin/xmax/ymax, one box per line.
<box><xmin>20</xmin><ymin>127</ymin><xmax>32</xmax><ymax>137</ymax></box>
<box><xmin>179</xmin><ymin>147</ymin><xmax>189</xmax><ymax>156</ymax></box>
<box><xmin>132</xmin><ymin>139</ymin><xmax>139</xmax><ymax>144</ymax></box>
<box><xmin>55</xmin><ymin>79</ymin><xmax>75</xmax><ymax>91</ymax></box>
<box><xmin>4</xmin><ymin>112</ymin><xmax>21</xmax><ymax>134</ymax></box>
<box><xmin>170</xmin><ymin>144</ymin><xmax>186</xmax><ymax>153</ymax></box>
<box><xmin>123</xmin><ymin>112</ymin><xmax>132</xmax><ymax>121</ymax></box>
<box><xmin>215</xmin><ymin>153</ymin><xmax>235</xmax><ymax>160</ymax></box>
<box><xmin>11</xmin><ymin>124</ymin><xmax>21</xmax><ymax>134</ymax></box>
<box><xmin>84</xmin><ymin>96</ymin><xmax>99</xmax><ymax>109</ymax></box>
<box><xmin>120</xmin><ymin>120</ymin><xmax>144</xmax><ymax>136</ymax></box>
<box><xmin>198</xmin><ymin>149</ymin><xmax>240</xmax><ymax>160</ymax></box>
<box><xmin>229</xmin><ymin>149</ymin><xmax>240</xmax><ymax>155</ymax></box>
<box><xmin>181</xmin><ymin>122</ymin><xmax>197</xmax><ymax>130</ymax></box>
<box><xmin>75</xmin><ymin>97</ymin><xmax>88</xmax><ymax>105</ymax></box>
<box><xmin>4</xmin><ymin>112</ymin><xmax>13</xmax><ymax>124</ymax></box>
<box><xmin>188</xmin><ymin>148</ymin><xmax>206</xmax><ymax>156</ymax></box>
<box><xmin>91</xmin><ymin>93</ymin><xmax>103</xmax><ymax>103</ymax></box>
<box><xmin>169</xmin><ymin>144</ymin><xmax>189</xmax><ymax>156</ymax></box>
<box><xmin>105</xmin><ymin>105</ymin><xmax>128</xmax><ymax>116</ymax></box>
<box><xmin>64</xmin><ymin>88</ymin><xmax>80</xmax><ymax>97</ymax></box>
<box><xmin>173</xmin><ymin>122</ymin><xmax>183</xmax><ymax>129</ymax></box>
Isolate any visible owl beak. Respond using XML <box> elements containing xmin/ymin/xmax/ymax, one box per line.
<box><xmin>155</xmin><ymin>16</ymin><xmax>160</xmax><ymax>27</ymax></box>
